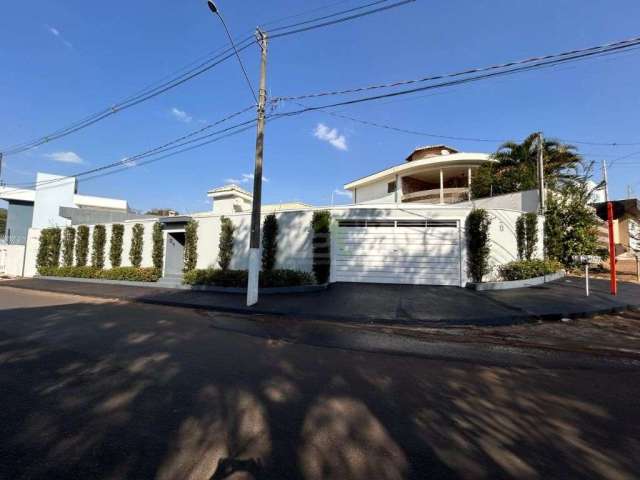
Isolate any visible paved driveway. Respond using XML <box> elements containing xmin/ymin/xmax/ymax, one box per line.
<box><xmin>1</xmin><ymin>287</ymin><xmax>639</xmax><ymax>479</ymax></box>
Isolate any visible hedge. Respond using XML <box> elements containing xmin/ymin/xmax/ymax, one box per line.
<box><xmin>38</xmin><ymin>266</ymin><xmax>161</xmax><ymax>282</ymax></box>
<box><xmin>262</xmin><ymin>214</ymin><xmax>278</xmax><ymax>272</ymax></box>
<box><xmin>466</xmin><ymin>209</ymin><xmax>491</xmax><ymax>283</ymax></box>
<box><xmin>311</xmin><ymin>211</ymin><xmax>331</xmax><ymax>284</ymax></box>
<box><xmin>75</xmin><ymin>226</ymin><xmax>90</xmax><ymax>267</ymax></box>
<box><xmin>110</xmin><ymin>224</ymin><xmax>124</xmax><ymax>267</ymax></box>
<box><xmin>184</xmin><ymin>220</ymin><xmax>198</xmax><ymax>272</ymax></box>
<box><xmin>152</xmin><ymin>222</ymin><xmax>164</xmax><ymax>271</ymax></box>
<box><xmin>498</xmin><ymin>259</ymin><xmax>563</xmax><ymax>281</ymax></box>
<box><xmin>36</xmin><ymin>228</ymin><xmax>61</xmax><ymax>271</ymax></box>
<box><xmin>218</xmin><ymin>216</ymin><xmax>235</xmax><ymax>270</ymax></box>
<box><xmin>183</xmin><ymin>268</ymin><xmax>315</xmax><ymax>288</ymax></box>
<box><xmin>129</xmin><ymin>223</ymin><xmax>144</xmax><ymax>268</ymax></box>
<box><xmin>62</xmin><ymin>227</ymin><xmax>76</xmax><ymax>267</ymax></box>
<box><xmin>91</xmin><ymin>225</ymin><xmax>106</xmax><ymax>269</ymax></box>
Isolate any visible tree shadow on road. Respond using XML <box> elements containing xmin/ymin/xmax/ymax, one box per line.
<box><xmin>0</xmin><ymin>300</ymin><xmax>638</xmax><ymax>479</ymax></box>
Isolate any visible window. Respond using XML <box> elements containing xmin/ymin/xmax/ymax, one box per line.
<box><xmin>387</xmin><ymin>181</ymin><xmax>397</xmax><ymax>193</ymax></box>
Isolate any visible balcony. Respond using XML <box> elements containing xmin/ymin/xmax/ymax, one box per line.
<box><xmin>402</xmin><ymin>187</ymin><xmax>470</xmax><ymax>204</ymax></box>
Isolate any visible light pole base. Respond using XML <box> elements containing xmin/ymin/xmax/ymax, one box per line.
<box><xmin>246</xmin><ymin>248</ymin><xmax>260</xmax><ymax>306</ymax></box>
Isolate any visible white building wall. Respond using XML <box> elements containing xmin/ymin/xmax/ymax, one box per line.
<box><xmin>354</xmin><ymin>179</ymin><xmax>396</xmax><ymax>204</ymax></box>
<box><xmin>21</xmin><ymin>205</ymin><xmax>528</xmax><ymax>285</ymax></box>
<box><xmin>0</xmin><ymin>244</ymin><xmax>26</xmax><ymax>276</ymax></box>
<box><xmin>32</xmin><ymin>173</ymin><xmax>76</xmax><ymax>229</ymax></box>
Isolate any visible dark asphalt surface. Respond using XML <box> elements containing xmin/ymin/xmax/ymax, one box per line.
<box><xmin>0</xmin><ymin>287</ymin><xmax>639</xmax><ymax>479</ymax></box>
<box><xmin>4</xmin><ymin>276</ymin><xmax>640</xmax><ymax>326</ymax></box>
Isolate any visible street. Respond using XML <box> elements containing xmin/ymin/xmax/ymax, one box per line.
<box><xmin>0</xmin><ymin>286</ymin><xmax>639</xmax><ymax>479</ymax></box>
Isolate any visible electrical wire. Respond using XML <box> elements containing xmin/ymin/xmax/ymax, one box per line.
<box><xmin>273</xmin><ymin>34</ymin><xmax>640</xmax><ymax>102</ymax></box>
<box><xmin>268</xmin><ymin>0</ymin><xmax>415</xmax><ymax>39</ymax></box>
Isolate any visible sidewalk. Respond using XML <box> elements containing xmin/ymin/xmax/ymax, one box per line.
<box><xmin>2</xmin><ymin>276</ymin><xmax>639</xmax><ymax>327</ymax></box>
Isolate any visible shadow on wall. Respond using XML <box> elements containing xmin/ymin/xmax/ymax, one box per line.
<box><xmin>1</xmin><ymin>300</ymin><xmax>638</xmax><ymax>479</ymax></box>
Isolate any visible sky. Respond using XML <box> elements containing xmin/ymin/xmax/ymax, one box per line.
<box><xmin>1</xmin><ymin>0</ymin><xmax>639</xmax><ymax>213</ymax></box>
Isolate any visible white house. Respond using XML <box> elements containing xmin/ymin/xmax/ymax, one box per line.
<box><xmin>18</xmin><ymin>145</ymin><xmax>543</xmax><ymax>286</ymax></box>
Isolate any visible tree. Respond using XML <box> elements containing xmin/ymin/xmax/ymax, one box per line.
<box><xmin>471</xmin><ymin>133</ymin><xmax>582</xmax><ymax>198</ymax></box>
<box><xmin>36</xmin><ymin>228</ymin><xmax>61</xmax><ymax>271</ymax></box>
<box><xmin>311</xmin><ymin>211</ymin><xmax>331</xmax><ymax>284</ymax></box>
<box><xmin>145</xmin><ymin>209</ymin><xmax>179</xmax><ymax>217</ymax></box>
<box><xmin>62</xmin><ymin>227</ymin><xmax>76</xmax><ymax>267</ymax></box>
<box><xmin>466</xmin><ymin>209</ymin><xmax>492</xmax><ymax>282</ymax></box>
<box><xmin>218</xmin><ymin>216</ymin><xmax>235</xmax><ymax>271</ymax></box>
<box><xmin>516</xmin><ymin>213</ymin><xmax>538</xmax><ymax>260</ymax></box>
<box><xmin>545</xmin><ymin>180</ymin><xmax>600</xmax><ymax>267</ymax></box>
<box><xmin>91</xmin><ymin>225</ymin><xmax>106</xmax><ymax>269</ymax></box>
<box><xmin>152</xmin><ymin>222</ymin><xmax>164</xmax><ymax>271</ymax></box>
<box><xmin>262</xmin><ymin>214</ymin><xmax>278</xmax><ymax>272</ymax></box>
<box><xmin>110</xmin><ymin>224</ymin><xmax>124</xmax><ymax>267</ymax></box>
<box><xmin>183</xmin><ymin>220</ymin><xmax>198</xmax><ymax>272</ymax></box>
<box><xmin>75</xmin><ymin>226</ymin><xmax>90</xmax><ymax>267</ymax></box>
<box><xmin>129</xmin><ymin>224</ymin><xmax>144</xmax><ymax>268</ymax></box>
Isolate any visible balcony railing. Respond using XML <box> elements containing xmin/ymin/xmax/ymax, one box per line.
<box><xmin>402</xmin><ymin>187</ymin><xmax>470</xmax><ymax>204</ymax></box>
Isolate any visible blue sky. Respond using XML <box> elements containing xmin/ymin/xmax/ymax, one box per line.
<box><xmin>1</xmin><ymin>0</ymin><xmax>639</xmax><ymax>213</ymax></box>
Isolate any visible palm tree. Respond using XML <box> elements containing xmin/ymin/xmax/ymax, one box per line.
<box><xmin>471</xmin><ymin>132</ymin><xmax>583</xmax><ymax>198</ymax></box>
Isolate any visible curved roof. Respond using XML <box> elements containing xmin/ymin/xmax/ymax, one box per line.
<box><xmin>344</xmin><ymin>152</ymin><xmax>493</xmax><ymax>190</ymax></box>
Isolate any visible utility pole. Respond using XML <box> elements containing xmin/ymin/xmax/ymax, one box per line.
<box><xmin>247</xmin><ymin>29</ymin><xmax>268</xmax><ymax>306</ymax></box>
<box><xmin>537</xmin><ymin>133</ymin><xmax>547</xmax><ymax>281</ymax></box>
<box><xmin>603</xmin><ymin>161</ymin><xmax>617</xmax><ymax>295</ymax></box>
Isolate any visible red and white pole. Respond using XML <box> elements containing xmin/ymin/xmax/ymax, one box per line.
<box><xmin>607</xmin><ymin>201</ymin><xmax>617</xmax><ymax>295</ymax></box>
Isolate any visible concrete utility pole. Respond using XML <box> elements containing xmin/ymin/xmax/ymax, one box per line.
<box><xmin>603</xmin><ymin>160</ymin><xmax>617</xmax><ymax>295</ymax></box>
<box><xmin>537</xmin><ymin>132</ymin><xmax>545</xmax><ymax>214</ymax></box>
<box><xmin>247</xmin><ymin>29</ymin><xmax>268</xmax><ymax>306</ymax></box>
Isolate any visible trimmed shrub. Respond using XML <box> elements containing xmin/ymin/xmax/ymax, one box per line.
<box><xmin>152</xmin><ymin>222</ymin><xmax>164</xmax><ymax>271</ymax></box>
<box><xmin>100</xmin><ymin>267</ymin><xmax>161</xmax><ymax>282</ymax></box>
<box><xmin>262</xmin><ymin>214</ymin><xmax>278</xmax><ymax>272</ymax></box>
<box><xmin>515</xmin><ymin>213</ymin><xmax>539</xmax><ymax>260</ymax></box>
<box><xmin>91</xmin><ymin>225</ymin><xmax>107</xmax><ymax>269</ymax></box>
<box><xmin>218</xmin><ymin>216</ymin><xmax>235</xmax><ymax>270</ymax></box>
<box><xmin>62</xmin><ymin>227</ymin><xmax>75</xmax><ymax>267</ymax></box>
<box><xmin>110</xmin><ymin>224</ymin><xmax>124</xmax><ymax>267</ymax></box>
<box><xmin>37</xmin><ymin>265</ymin><xmax>160</xmax><ymax>282</ymax></box>
<box><xmin>183</xmin><ymin>268</ymin><xmax>314</xmax><ymax>288</ymax></box>
<box><xmin>36</xmin><ymin>228</ymin><xmax>61</xmax><ymax>271</ymax></box>
<box><xmin>466</xmin><ymin>209</ymin><xmax>492</xmax><ymax>283</ymax></box>
<box><xmin>184</xmin><ymin>220</ymin><xmax>198</xmax><ymax>272</ymax></box>
<box><xmin>311</xmin><ymin>210</ymin><xmax>331</xmax><ymax>284</ymax></box>
<box><xmin>129</xmin><ymin>223</ymin><xmax>144</xmax><ymax>268</ymax></box>
<box><xmin>75</xmin><ymin>225</ymin><xmax>90</xmax><ymax>267</ymax></box>
<box><xmin>499</xmin><ymin>259</ymin><xmax>563</xmax><ymax>281</ymax></box>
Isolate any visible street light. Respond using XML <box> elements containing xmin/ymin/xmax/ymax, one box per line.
<box><xmin>207</xmin><ymin>0</ymin><xmax>218</xmax><ymax>14</ymax></box>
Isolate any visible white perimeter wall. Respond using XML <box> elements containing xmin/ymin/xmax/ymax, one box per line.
<box><xmin>22</xmin><ymin>206</ymin><xmax>533</xmax><ymax>285</ymax></box>
<box><xmin>0</xmin><ymin>244</ymin><xmax>26</xmax><ymax>276</ymax></box>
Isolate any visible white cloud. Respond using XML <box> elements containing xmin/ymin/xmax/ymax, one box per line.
<box><xmin>314</xmin><ymin>123</ymin><xmax>348</xmax><ymax>151</ymax></box>
<box><xmin>171</xmin><ymin>107</ymin><xmax>192</xmax><ymax>123</ymax></box>
<box><xmin>46</xmin><ymin>151</ymin><xmax>83</xmax><ymax>164</ymax></box>
<box><xmin>333</xmin><ymin>189</ymin><xmax>351</xmax><ymax>197</ymax></box>
<box><xmin>46</xmin><ymin>25</ymin><xmax>72</xmax><ymax>48</ymax></box>
<box><xmin>223</xmin><ymin>173</ymin><xmax>269</xmax><ymax>185</ymax></box>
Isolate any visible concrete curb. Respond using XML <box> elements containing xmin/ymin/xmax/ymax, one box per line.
<box><xmin>468</xmin><ymin>271</ymin><xmax>565</xmax><ymax>291</ymax></box>
<box><xmin>37</xmin><ymin>275</ymin><xmax>327</xmax><ymax>295</ymax></box>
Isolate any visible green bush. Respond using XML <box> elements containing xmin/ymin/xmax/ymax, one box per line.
<box><xmin>91</xmin><ymin>225</ymin><xmax>107</xmax><ymax>269</ymax></box>
<box><xmin>499</xmin><ymin>259</ymin><xmax>563</xmax><ymax>281</ymax></box>
<box><xmin>152</xmin><ymin>222</ymin><xmax>164</xmax><ymax>271</ymax></box>
<box><xmin>75</xmin><ymin>225</ymin><xmax>90</xmax><ymax>267</ymax></box>
<box><xmin>110</xmin><ymin>224</ymin><xmax>124</xmax><ymax>267</ymax></box>
<box><xmin>262</xmin><ymin>214</ymin><xmax>278</xmax><ymax>272</ymax></box>
<box><xmin>184</xmin><ymin>220</ymin><xmax>198</xmax><ymax>272</ymax></box>
<box><xmin>36</xmin><ymin>228</ymin><xmax>61</xmax><ymax>271</ymax></box>
<box><xmin>218</xmin><ymin>216</ymin><xmax>235</xmax><ymax>270</ymax></box>
<box><xmin>466</xmin><ymin>209</ymin><xmax>492</xmax><ymax>282</ymax></box>
<box><xmin>37</xmin><ymin>265</ymin><xmax>160</xmax><ymax>282</ymax></box>
<box><xmin>183</xmin><ymin>268</ymin><xmax>314</xmax><ymax>288</ymax></box>
<box><xmin>62</xmin><ymin>227</ymin><xmax>76</xmax><ymax>267</ymax></box>
<box><xmin>311</xmin><ymin>210</ymin><xmax>331</xmax><ymax>284</ymax></box>
<box><xmin>515</xmin><ymin>213</ymin><xmax>539</xmax><ymax>260</ymax></box>
<box><xmin>129</xmin><ymin>223</ymin><xmax>144</xmax><ymax>268</ymax></box>
<box><xmin>100</xmin><ymin>267</ymin><xmax>161</xmax><ymax>282</ymax></box>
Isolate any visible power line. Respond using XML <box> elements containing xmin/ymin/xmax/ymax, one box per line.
<box><xmin>273</xmin><ymin>34</ymin><xmax>640</xmax><ymax>102</ymax></box>
<box><xmin>3</xmin><ymin>106</ymin><xmax>257</xmax><ymax>192</ymax></box>
<box><xmin>269</xmin><ymin>0</ymin><xmax>415</xmax><ymax>39</ymax></box>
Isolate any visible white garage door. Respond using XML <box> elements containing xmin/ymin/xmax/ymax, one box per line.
<box><xmin>334</xmin><ymin>219</ymin><xmax>462</xmax><ymax>285</ymax></box>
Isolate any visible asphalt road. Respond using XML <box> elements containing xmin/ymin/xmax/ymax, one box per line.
<box><xmin>0</xmin><ymin>287</ymin><xmax>639</xmax><ymax>480</ymax></box>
